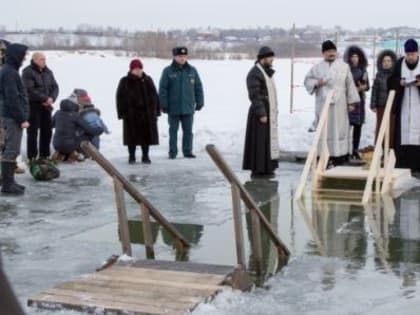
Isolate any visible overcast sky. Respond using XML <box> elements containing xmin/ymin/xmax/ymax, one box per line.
<box><xmin>3</xmin><ymin>0</ymin><xmax>418</xmax><ymax>31</ymax></box>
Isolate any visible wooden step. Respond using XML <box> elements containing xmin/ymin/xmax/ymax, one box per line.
<box><xmin>28</xmin><ymin>260</ymin><xmax>235</xmax><ymax>315</ymax></box>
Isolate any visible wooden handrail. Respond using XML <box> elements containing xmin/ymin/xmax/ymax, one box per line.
<box><xmin>81</xmin><ymin>141</ymin><xmax>190</xmax><ymax>250</ymax></box>
<box><xmin>205</xmin><ymin>144</ymin><xmax>290</xmax><ymax>258</ymax></box>
<box><xmin>362</xmin><ymin>90</ymin><xmax>396</xmax><ymax>204</ymax></box>
<box><xmin>294</xmin><ymin>90</ymin><xmax>334</xmax><ymax>200</ymax></box>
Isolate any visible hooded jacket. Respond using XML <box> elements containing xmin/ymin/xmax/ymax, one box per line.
<box><xmin>52</xmin><ymin>99</ymin><xmax>103</xmax><ymax>154</ymax></box>
<box><xmin>344</xmin><ymin>45</ymin><xmax>370</xmax><ymax>125</ymax></box>
<box><xmin>0</xmin><ymin>43</ymin><xmax>29</xmax><ymax>124</ymax></box>
<box><xmin>370</xmin><ymin>50</ymin><xmax>397</xmax><ymax>109</ymax></box>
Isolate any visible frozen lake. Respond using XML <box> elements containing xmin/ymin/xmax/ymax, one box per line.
<box><xmin>1</xmin><ymin>52</ymin><xmax>420</xmax><ymax>314</ymax></box>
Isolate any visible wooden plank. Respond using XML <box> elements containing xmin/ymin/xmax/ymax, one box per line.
<box><xmin>125</xmin><ymin>259</ymin><xmax>234</xmax><ymax>275</ymax></box>
<box><xmin>322</xmin><ymin>166</ymin><xmax>410</xmax><ymax>180</ymax></box>
<box><xmin>231</xmin><ymin>184</ymin><xmax>246</xmax><ymax>268</ymax></box>
<box><xmin>29</xmin><ymin>291</ymin><xmax>185</xmax><ymax>315</ymax></box>
<box><xmin>61</xmin><ymin>277</ymin><xmax>218</xmax><ymax>298</ymax></box>
<box><xmin>381</xmin><ymin>150</ymin><xmax>396</xmax><ymax>195</ymax></box>
<box><xmin>113</xmin><ymin>177</ymin><xmax>132</xmax><ymax>256</ymax></box>
<box><xmin>100</xmin><ymin>265</ymin><xmax>226</xmax><ymax>284</ymax></box>
<box><xmin>41</xmin><ymin>286</ymin><xmax>199</xmax><ymax>310</ymax></box>
<box><xmin>140</xmin><ymin>203</ymin><xmax>155</xmax><ymax>259</ymax></box>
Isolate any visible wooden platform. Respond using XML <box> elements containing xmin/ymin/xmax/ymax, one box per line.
<box><xmin>321</xmin><ymin>166</ymin><xmax>411</xmax><ymax>182</ymax></box>
<box><xmin>28</xmin><ymin>260</ymin><xmax>235</xmax><ymax>315</ymax></box>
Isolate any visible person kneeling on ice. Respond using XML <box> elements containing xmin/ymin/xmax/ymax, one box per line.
<box><xmin>73</xmin><ymin>89</ymin><xmax>109</xmax><ymax>150</ymax></box>
<box><xmin>52</xmin><ymin>97</ymin><xmax>103</xmax><ymax>162</ymax></box>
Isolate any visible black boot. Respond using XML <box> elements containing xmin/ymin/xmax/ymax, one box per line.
<box><xmin>141</xmin><ymin>145</ymin><xmax>151</xmax><ymax>164</ymax></box>
<box><xmin>128</xmin><ymin>145</ymin><xmax>136</xmax><ymax>164</ymax></box>
<box><xmin>1</xmin><ymin>162</ymin><xmax>24</xmax><ymax>195</ymax></box>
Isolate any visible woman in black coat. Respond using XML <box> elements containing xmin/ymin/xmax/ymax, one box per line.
<box><xmin>116</xmin><ymin>59</ymin><xmax>160</xmax><ymax>164</ymax></box>
<box><xmin>343</xmin><ymin>45</ymin><xmax>370</xmax><ymax>160</ymax></box>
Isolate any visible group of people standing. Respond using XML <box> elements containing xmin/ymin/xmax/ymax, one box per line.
<box><xmin>242</xmin><ymin>38</ymin><xmax>420</xmax><ymax>178</ymax></box>
<box><xmin>0</xmin><ymin>43</ymin><xmax>205</xmax><ymax>195</ymax></box>
<box><xmin>116</xmin><ymin>46</ymin><xmax>204</xmax><ymax>164</ymax></box>
<box><xmin>304</xmin><ymin>38</ymin><xmax>420</xmax><ymax>172</ymax></box>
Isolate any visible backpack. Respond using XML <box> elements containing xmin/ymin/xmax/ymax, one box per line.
<box><xmin>29</xmin><ymin>159</ymin><xmax>60</xmax><ymax>181</ymax></box>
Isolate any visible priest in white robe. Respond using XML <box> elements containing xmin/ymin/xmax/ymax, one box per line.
<box><xmin>304</xmin><ymin>40</ymin><xmax>360</xmax><ymax>166</ymax></box>
<box><xmin>389</xmin><ymin>39</ymin><xmax>420</xmax><ymax>172</ymax></box>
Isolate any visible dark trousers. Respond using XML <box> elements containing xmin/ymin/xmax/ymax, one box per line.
<box><xmin>352</xmin><ymin>124</ymin><xmax>362</xmax><ymax>153</ymax></box>
<box><xmin>1</xmin><ymin>118</ymin><xmax>22</xmax><ymax>162</ymax></box>
<box><xmin>168</xmin><ymin>114</ymin><xmax>194</xmax><ymax>156</ymax></box>
<box><xmin>27</xmin><ymin>106</ymin><xmax>52</xmax><ymax>159</ymax></box>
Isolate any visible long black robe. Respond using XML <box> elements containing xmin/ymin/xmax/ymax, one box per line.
<box><xmin>242</xmin><ymin>63</ymin><xmax>279</xmax><ymax>175</ymax></box>
<box><xmin>388</xmin><ymin>57</ymin><xmax>420</xmax><ymax>171</ymax></box>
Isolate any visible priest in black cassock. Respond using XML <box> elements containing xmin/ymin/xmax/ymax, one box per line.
<box><xmin>243</xmin><ymin>47</ymin><xmax>280</xmax><ymax>178</ymax></box>
<box><xmin>388</xmin><ymin>39</ymin><xmax>420</xmax><ymax>172</ymax></box>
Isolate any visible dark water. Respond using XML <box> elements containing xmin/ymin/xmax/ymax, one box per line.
<box><xmin>1</xmin><ymin>156</ymin><xmax>420</xmax><ymax>314</ymax></box>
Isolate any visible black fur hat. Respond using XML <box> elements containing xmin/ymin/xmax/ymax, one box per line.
<box><xmin>172</xmin><ymin>46</ymin><xmax>188</xmax><ymax>56</ymax></box>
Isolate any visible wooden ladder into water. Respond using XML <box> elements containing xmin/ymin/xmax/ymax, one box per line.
<box><xmin>294</xmin><ymin>90</ymin><xmax>411</xmax><ymax>205</ymax></box>
<box><xmin>28</xmin><ymin>142</ymin><xmax>290</xmax><ymax>315</ymax></box>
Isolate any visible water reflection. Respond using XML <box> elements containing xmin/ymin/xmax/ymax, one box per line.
<box><xmin>298</xmin><ymin>189</ymin><xmax>420</xmax><ymax>290</ymax></box>
<box><xmin>244</xmin><ymin>180</ymin><xmax>279</xmax><ymax>282</ymax></box>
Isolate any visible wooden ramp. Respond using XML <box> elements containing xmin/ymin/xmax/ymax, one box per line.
<box><xmin>28</xmin><ymin>260</ymin><xmax>235</xmax><ymax>315</ymax></box>
<box><xmin>321</xmin><ymin>166</ymin><xmax>411</xmax><ymax>182</ymax></box>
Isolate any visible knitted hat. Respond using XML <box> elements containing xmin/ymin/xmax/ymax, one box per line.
<box><xmin>73</xmin><ymin>88</ymin><xmax>91</xmax><ymax>104</ymax></box>
<box><xmin>322</xmin><ymin>40</ymin><xmax>337</xmax><ymax>53</ymax></box>
<box><xmin>172</xmin><ymin>46</ymin><xmax>188</xmax><ymax>56</ymax></box>
<box><xmin>404</xmin><ymin>39</ymin><xmax>419</xmax><ymax>53</ymax></box>
<box><xmin>257</xmin><ymin>46</ymin><xmax>275</xmax><ymax>60</ymax></box>
<box><xmin>129</xmin><ymin>59</ymin><xmax>143</xmax><ymax>70</ymax></box>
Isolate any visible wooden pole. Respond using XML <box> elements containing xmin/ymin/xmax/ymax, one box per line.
<box><xmin>113</xmin><ymin>177</ymin><xmax>132</xmax><ymax>256</ymax></box>
<box><xmin>362</xmin><ymin>91</ymin><xmax>396</xmax><ymax>204</ymax></box>
<box><xmin>250</xmin><ymin>209</ymin><xmax>264</xmax><ymax>276</ymax></box>
<box><xmin>294</xmin><ymin>91</ymin><xmax>334</xmax><ymax>201</ymax></box>
<box><xmin>140</xmin><ymin>203</ymin><xmax>155</xmax><ymax>259</ymax></box>
<box><xmin>290</xmin><ymin>23</ymin><xmax>296</xmax><ymax>114</ymax></box>
<box><xmin>205</xmin><ymin>145</ymin><xmax>290</xmax><ymax>257</ymax></box>
<box><xmin>231</xmin><ymin>184</ymin><xmax>246</xmax><ymax>269</ymax></box>
<box><xmin>81</xmin><ymin>141</ymin><xmax>190</xmax><ymax>249</ymax></box>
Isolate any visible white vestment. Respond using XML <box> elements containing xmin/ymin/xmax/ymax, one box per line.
<box><xmin>256</xmin><ymin>63</ymin><xmax>280</xmax><ymax>159</ymax></box>
<box><xmin>304</xmin><ymin>59</ymin><xmax>360</xmax><ymax>157</ymax></box>
<box><xmin>400</xmin><ymin>59</ymin><xmax>420</xmax><ymax>145</ymax></box>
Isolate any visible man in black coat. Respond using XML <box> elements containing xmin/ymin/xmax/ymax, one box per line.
<box><xmin>243</xmin><ymin>46</ymin><xmax>280</xmax><ymax>178</ymax></box>
<box><xmin>388</xmin><ymin>39</ymin><xmax>420</xmax><ymax>172</ymax></box>
<box><xmin>0</xmin><ymin>43</ymin><xmax>30</xmax><ymax>195</ymax></box>
<box><xmin>22</xmin><ymin>52</ymin><xmax>59</xmax><ymax>160</ymax></box>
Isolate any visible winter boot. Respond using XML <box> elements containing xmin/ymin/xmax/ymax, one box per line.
<box><xmin>141</xmin><ymin>145</ymin><xmax>151</xmax><ymax>164</ymax></box>
<box><xmin>1</xmin><ymin>162</ymin><xmax>24</xmax><ymax>195</ymax></box>
<box><xmin>14</xmin><ymin>164</ymin><xmax>25</xmax><ymax>174</ymax></box>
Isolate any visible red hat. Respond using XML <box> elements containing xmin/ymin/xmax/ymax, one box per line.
<box><xmin>130</xmin><ymin>59</ymin><xmax>143</xmax><ymax>70</ymax></box>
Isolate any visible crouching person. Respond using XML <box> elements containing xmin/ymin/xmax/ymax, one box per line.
<box><xmin>74</xmin><ymin>89</ymin><xmax>109</xmax><ymax>150</ymax></box>
<box><xmin>0</xmin><ymin>43</ymin><xmax>30</xmax><ymax>195</ymax></box>
<box><xmin>52</xmin><ymin>98</ymin><xmax>103</xmax><ymax>162</ymax></box>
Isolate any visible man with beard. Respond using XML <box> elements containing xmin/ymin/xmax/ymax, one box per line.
<box><xmin>304</xmin><ymin>40</ymin><xmax>360</xmax><ymax>166</ymax></box>
<box><xmin>243</xmin><ymin>46</ymin><xmax>280</xmax><ymax>178</ymax></box>
<box><xmin>388</xmin><ymin>39</ymin><xmax>420</xmax><ymax>172</ymax></box>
